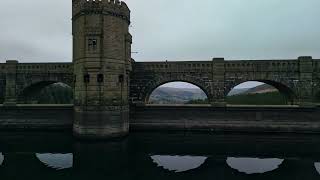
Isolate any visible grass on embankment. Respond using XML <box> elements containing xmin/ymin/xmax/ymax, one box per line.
<box><xmin>226</xmin><ymin>92</ymin><xmax>287</xmax><ymax>105</ymax></box>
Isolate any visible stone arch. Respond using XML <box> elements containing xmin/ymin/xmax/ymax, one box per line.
<box><xmin>16</xmin><ymin>73</ymin><xmax>74</xmax><ymax>95</ymax></box>
<box><xmin>225</xmin><ymin>79</ymin><xmax>296</xmax><ymax>104</ymax></box>
<box><xmin>17</xmin><ymin>80</ymin><xmax>73</xmax><ymax>104</ymax></box>
<box><xmin>140</xmin><ymin>75</ymin><xmax>213</xmax><ymax>103</ymax></box>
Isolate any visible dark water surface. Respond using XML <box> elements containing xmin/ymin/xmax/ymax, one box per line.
<box><xmin>1</xmin><ymin>131</ymin><xmax>320</xmax><ymax>179</ymax></box>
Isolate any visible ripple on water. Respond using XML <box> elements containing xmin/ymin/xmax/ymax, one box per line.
<box><xmin>226</xmin><ymin>157</ymin><xmax>284</xmax><ymax>174</ymax></box>
<box><xmin>150</xmin><ymin>155</ymin><xmax>207</xmax><ymax>173</ymax></box>
<box><xmin>36</xmin><ymin>153</ymin><xmax>73</xmax><ymax>170</ymax></box>
<box><xmin>0</xmin><ymin>153</ymin><xmax>3</xmax><ymax>166</ymax></box>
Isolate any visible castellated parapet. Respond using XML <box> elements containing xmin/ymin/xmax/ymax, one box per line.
<box><xmin>72</xmin><ymin>0</ymin><xmax>130</xmax><ymax>23</ymax></box>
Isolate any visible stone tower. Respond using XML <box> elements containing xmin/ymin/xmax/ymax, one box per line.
<box><xmin>72</xmin><ymin>0</ymin><xmax>132</xmax><ymax>139</ymax></box>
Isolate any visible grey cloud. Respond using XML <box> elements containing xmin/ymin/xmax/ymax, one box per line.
<box><xmin>0</xmin><ymin>0</ymin><xmax>319</xmax><ymax>63</ymax></box>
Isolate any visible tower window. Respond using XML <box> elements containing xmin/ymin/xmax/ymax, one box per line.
<box><xmin>84</xmin><ymin>74</ymin><xmax>90</xmax><ymax>83</ymax></box>
<box><xmin>88</xmin><ymin>38</ymin><xmax>98</xmax><ymax>51</ymax></box>
<box><xmin>119</xmin><ymin>75</ymin><xmax>124</xmax><ymax>83</ymax></box>
<box><xmin>97</xmin><ymin>74</ymin><xmax>104</xmax><ymax>83</ymax></box>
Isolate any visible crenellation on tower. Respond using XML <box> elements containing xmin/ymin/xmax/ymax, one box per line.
<box><xmin>72</xmin><ymin>0</ymin><xmax>130</xmax><ymax>23</ymax></box>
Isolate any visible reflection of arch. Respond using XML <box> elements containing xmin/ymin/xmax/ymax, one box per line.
<box><xmin>133</xmin><ymin>153</ymin><xmax>320</xmax><ymax>179</ymax></box>
<box><xmin>36</xmin><ymin>153</ymin><xmax>73</xmax><ymax>170</ymax></box>
<box><xmin>150</xmin><ymin>155</ymin><xmax>208</xmax><ymax>173</ymax></box>
<box><xmin>314</xmin><ymin>162</ymin><xmax>320</xmax><ymax>175</ymax></box>
<box><xmin>18</xmin><ymin>81</ymin><xmax>73</xmax><ymax>103</ymax></box>
<box><xmin>0</xmin><ymin>153</ymin><xmax>3</xmax><ymax>166</ymax></box>
<box><xmin>144</xmin><ymin>80</ymin><xmax>211</xmax><ymax>103</ymax></box>
<box><xmin>226</xmin><ymin>80</ymin><xmax>296</xmax><ymax>104</ymax></box>
<box><xmin>226</xmin><ymin>157</ymin><xmax>284</xmax><ymax>174</ymax></box>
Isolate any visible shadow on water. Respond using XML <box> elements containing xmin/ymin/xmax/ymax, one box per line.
<box><xmin>1</xmin><ymin>131</ymin><xmax>320</xmax><ymax>179</ymax></box>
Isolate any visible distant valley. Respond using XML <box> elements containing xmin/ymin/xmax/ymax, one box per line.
<box><xmin>229</xmin><ymin>84</ymin><xmax>277</xmax><ymax>96</ymax></box>
<box><xmin>149</xmin><ymin>87</ymin><xmax>207</xmax><ymax>104</ymax></box>
<box><xmin>149</xmin><ymin>84</ymin><xmax>278</xmax><ymax>104</ymax></box>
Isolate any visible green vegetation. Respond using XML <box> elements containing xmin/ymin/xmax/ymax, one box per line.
<box><xmin>226</xmin><ymin>92</ymin><xmax>287</xmax><ymax>105</ymax></box>
<box><xmin>186</xmin><ymin>99</ymin><xmax>209</xmax><ymax>104</ymax></box>
<box><xmin>21</xmin><ymin>83</ymin><xmax>73</xmax><ymax>104</ymax></box>
<box><xmin>186</xmin><ymin>92</ymin><xmax>287</xmax><ymax>105</ymax></box>
<box><xmin>38</xmin><ymin>84</ymin><xmax>73</xmax><ymax>104</ymax></box>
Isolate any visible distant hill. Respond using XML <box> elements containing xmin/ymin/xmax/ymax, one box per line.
<box><xmin>149</xmin><ymin>87</ymin><xmax>207</xmax><ymax>104</ymax></box>
<box><xmin>228</xmin><ymin>84</ymin><xmax>277</xmax><ymax>96</ymax></box>
<box><xmin>150</xmin><ymin>83</ymin><xmax>279</xmax><ymax>104</ymax></box>
<box><xmin>244</xmin><ymin>84</ymin><xmax>277</xmax><ymax>94</ymax></box>
<box><xmin>228</xmin><ymin>88</ymin><xmax>250</xmax><ymax>96</ymax></box>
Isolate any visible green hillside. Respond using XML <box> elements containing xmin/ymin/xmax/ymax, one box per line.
<box><xmin>150</xmin><ymin>86</ymin><xmax>288</xmax><ymax>105</ymax></box>
<box><xmin>226</xmin><ymin>92</ymin><xmax>287</xmax><ymax>105</ymax></box>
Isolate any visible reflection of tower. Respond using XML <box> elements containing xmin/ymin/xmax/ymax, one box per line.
<box><xmin>72</xmin><ymin>141</ymin><xmax>129</xmax><ymax>178</ymax></box>
<box><xmin>72</xmin><ymin>0</ymin><xmax>132</xmax><ymax>139</ymax></box>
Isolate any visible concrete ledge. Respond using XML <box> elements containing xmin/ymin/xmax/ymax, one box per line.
<box><xmin>0</xmin><ymin>105</ymin><xmax>320</xmax><ymax>134</ymax></box>
<box><xmin>0</xmin><ymin>105</ymin><xmax>73</xmax><ymax>130</ymax></box>
<box><xmin>130</xmin><ymin>105</ymin><xmax>320</xmax><ymax>134</ymax></box>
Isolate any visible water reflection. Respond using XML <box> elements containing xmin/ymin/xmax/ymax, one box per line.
<box><xmin>226</xmin><ymin>157</ymin><xmax>284</xmax><ymax>174</ymax></box>
<box><xmin>0</xmin><ymin>153</ymin><xmax>3</xmax><ymax>166</ymax></box>
<box><xmin>314</xmin><ymin>163</ymin><xmax>320</xmax><ymax>175</ymax></box>
<box><xmin>150</xmin><ymin>155</ymin><xmax>207</xmax><ymax>172</ymax></box>
<box><xmin>1</xmin><ymin>132</ymin><xmax>320</xmax><ymax>179</ymax></box>
<box><xmin>36</xmin><ymin>153</ymin><xmax>73</xmax><ymax>170</ymax></box>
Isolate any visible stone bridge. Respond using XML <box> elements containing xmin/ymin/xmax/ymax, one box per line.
<box><xmin>131</xmin><ymin>56</ymin><xmax>320</xmax><ymax>106</ymax></box>
<box><xmin>1</xmin><ymin>0</ymin><xmax>320</xmax><ymax>139</ymax></box>
<box><xmin>0</xmin><ymin>56</ymin><xmax>319</xmax><ymax>106</ymax></box>
<box><xmin>0</xmin><ymin>61</ymin><xmax>73</xmax><ymax>105</ymax></box>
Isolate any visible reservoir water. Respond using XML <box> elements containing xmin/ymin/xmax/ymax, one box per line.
<box><xmin>1</xmin><ymin>131</ymin><xmax>320</xmax><ymax>179</ymax></box>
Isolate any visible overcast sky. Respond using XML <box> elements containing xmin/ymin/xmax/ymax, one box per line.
<box><xmin>0</xmin><ymin>0</ymin><xmax>319</xmax><ymax>63</ymax></box>
<box><xmin>0</xmin><ymin>0</ymin><xmax>319</xmax><ymax>89</ymax></box>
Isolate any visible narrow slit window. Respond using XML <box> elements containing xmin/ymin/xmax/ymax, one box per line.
<box><xmin>84</xmin><ymin>74</ymin><xmax>90</xmax><ymax>83</ymax></box>
<box><xmin>97</xmin><ymin>74</ymin><xmax>104</xmax><ymax>83</ymax></box>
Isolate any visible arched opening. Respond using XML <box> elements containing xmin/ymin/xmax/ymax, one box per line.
<box><xmin>18</xmin><ymin>82</ymin><xmax>73</xmax><ymax>104</ymax></box>
<box><xmin>147</xmin><ymin>82</ymin><xmax>209</xmax><ymax>105</ymax></box>
<box><xmin>314</xmin><ymin>91</ymin><xmax>320</xmax><ymax>103</ymax></box>
<box><xmin>227</xmin><ymin>81</ymin><xmax>295</xmax><ymax>105</ymax></box>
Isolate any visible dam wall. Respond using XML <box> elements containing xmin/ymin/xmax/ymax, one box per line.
<box><xmin>0</xmin><ymin>105</ymin><xmax>73</xmax><ymax>130</ymax></box>
<box><xmin>1</xmin><ymin>105</ymin><xmax>320</xmax><ymax>134</ymax></box>
<box><xmin>130</xmin><ymin>105</ymin><xmax>320</xmax><ymax>133</ymax></box>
